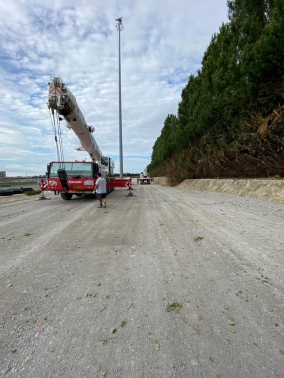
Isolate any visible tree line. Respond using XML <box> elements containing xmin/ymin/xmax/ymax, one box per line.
<box><xmin>148</xmin><ymin>0</ymin><xmax>284</xmax><ymax>184</ymax></box>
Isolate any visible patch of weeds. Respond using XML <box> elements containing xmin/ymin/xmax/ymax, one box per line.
<box><xmin>120</xmin><ymin>320</ymin><xmax>127</xmax><ymax>328</ymax></box>
<box><xmin>25</xmin><ymin>190</ymin><xmax>39</xmax><ymax>196</ymax></box>
<box><xmin>166</xmin><ymin>301</ymin><xmax>182</xmax><ymax>312</ymax></box>
<box><xmin>194</xmin><ymin>236</ymin><xmax>203</xmax><ymax>242</ymax></box>
<box><xmin>86</xmin><ymin>293</ymin><xmax>97</xmax><ymax>297</ymax></box>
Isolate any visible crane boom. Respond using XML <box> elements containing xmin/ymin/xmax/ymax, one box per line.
<box><xmin>47</xmin><ymin>77</ymin><xmax>102</xmax><ymax>163</ymax></box>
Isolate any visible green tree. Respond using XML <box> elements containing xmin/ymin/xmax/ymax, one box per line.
<box><xmin>148</xmin><ymin>0</ymin><xmax>284</xmax><ymax>180</ymax></box>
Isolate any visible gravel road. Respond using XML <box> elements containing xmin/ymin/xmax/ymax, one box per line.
<box><xmin>0</xmin><ymin>183</ymin><xmax>284</xmax><ymax>378</ymax></box>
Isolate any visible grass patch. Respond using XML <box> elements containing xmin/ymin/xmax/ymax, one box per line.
<box><xmin>24</xmin><ymin>190</ymin><xmax>41</xmax><ymax>196</ymax></box>
<box><xmin>166</xmin><ymin>301</ymin><xmax>182</xmax><ymax>312</ymax></box>
<box><xmin>194</xmin><ymin>236</ymin><xmax>203</xmax><ymax>242</ymax></box>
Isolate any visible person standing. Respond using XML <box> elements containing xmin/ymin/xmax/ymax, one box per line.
<box><xmin>93</xmin><ymin>172</ymin><xmax>107</xmax><ymax>208</ymax></box>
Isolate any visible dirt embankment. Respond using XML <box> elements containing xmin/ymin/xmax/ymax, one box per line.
<box><xmin>153</xmin><ymin>177</ymin><xmax>284</xmax><ymax>203</ymax></box>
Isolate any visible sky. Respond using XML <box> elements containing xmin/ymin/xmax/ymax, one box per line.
<box><xmin>0</xmin><ymin>0</ymin><xmax>229</xmax><ymax>177</ymax></box>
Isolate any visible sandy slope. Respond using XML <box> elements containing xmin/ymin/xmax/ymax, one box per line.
<box><xmin>154</xmin><ymin>177</ymin><xmax>284</xmax><ymax>203</ymax></box>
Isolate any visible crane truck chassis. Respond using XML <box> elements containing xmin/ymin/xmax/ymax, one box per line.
<box><xmin>46</xmin><ymin>160</ymin><xmax>130</xmax><ymax>200</ymax></box>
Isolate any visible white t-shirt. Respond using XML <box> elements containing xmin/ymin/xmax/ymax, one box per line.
<box><xmin>95</xmin><ymin>177</ymin><xmax>107</xmax><ymax>194</ymax></box>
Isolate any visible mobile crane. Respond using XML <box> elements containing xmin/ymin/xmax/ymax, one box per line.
<box><xmin>46</xmin><ymin>77</ymin><xmax>131</xmax><ymax>200</ymax></box>
<box><xmin>137</xmin><ymin>170</ymin><xmax>153</xmax><ymax>184</ymax></box>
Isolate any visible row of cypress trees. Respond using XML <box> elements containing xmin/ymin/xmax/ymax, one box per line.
<box><xmin>148</xmin><ymin>0</ymin><xmax>284</xmax><ymax>184</ymax></box>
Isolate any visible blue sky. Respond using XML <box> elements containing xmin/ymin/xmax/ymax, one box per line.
<box><xmin>0</xmin><ymin>0</ymin><xmax>228</xmax><ymax>176</ymax></box>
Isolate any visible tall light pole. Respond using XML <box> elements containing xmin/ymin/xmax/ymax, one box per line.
<box><xmin>116</xmin><ymin>17</ymin><xmax>124</xmax><ymax>179</ymax></box>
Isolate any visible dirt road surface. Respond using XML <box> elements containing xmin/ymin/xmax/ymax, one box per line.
<box><xmin>0</xmin><ymin>183</ymin><xmax>284</xmax><ymax>378</ymax></box>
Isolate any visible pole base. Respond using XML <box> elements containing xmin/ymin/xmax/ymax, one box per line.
<box><xmin>37</xmin><ymin>196</ymin><xmax>51</xmax><ymax>200</ymax></box>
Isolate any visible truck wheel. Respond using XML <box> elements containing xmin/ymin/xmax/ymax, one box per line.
<box><xmin>60</xmin><ymin>192</ymin><xmax>73</xmax><ymax>200</ymax></box>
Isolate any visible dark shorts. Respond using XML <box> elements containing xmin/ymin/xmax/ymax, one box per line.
<box><xmin>96</xmin><ymin>193</ymin><xmax>106</xmax><ymax>200</ymax></box>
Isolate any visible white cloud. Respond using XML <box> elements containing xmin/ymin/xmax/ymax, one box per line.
<box><xmin>0</xmin><ymin>0</ymin><xmax>228</xmax><ymax>176</ymax></box>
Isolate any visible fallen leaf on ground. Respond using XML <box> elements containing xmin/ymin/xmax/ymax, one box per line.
<box><xmin>155</xmin><ymin>341</ymin><xmax>160</xmax><ymax>351</ymax></box>
<box><xmin>228</xmin><ymin>318</ymin><xmax>235</xmax><ymax>326</ymax></box>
